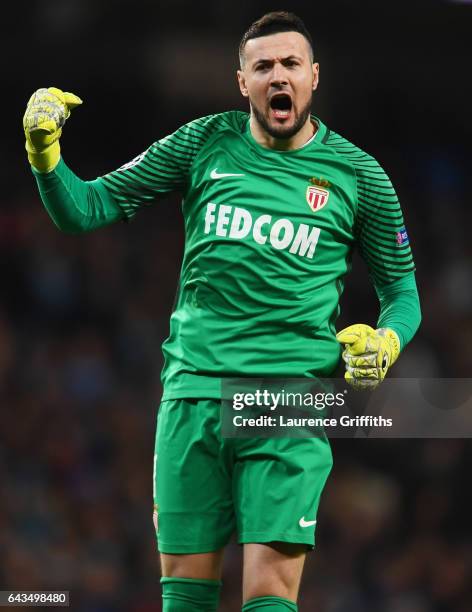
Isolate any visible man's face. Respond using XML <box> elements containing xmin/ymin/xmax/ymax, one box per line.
<box><xmin>237</xmin><ymin>31</ymin><xmax>319</xmax><ymax>140</ymax></box>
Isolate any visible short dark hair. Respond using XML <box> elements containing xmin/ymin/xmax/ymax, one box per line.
<box><xmin>239</xmin><ymin>11</ymin><xmax>314</xmax><ymax>66</ymax></box>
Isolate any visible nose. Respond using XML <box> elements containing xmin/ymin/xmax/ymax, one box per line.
<box><xmin>270</xmin><ymin>62</ymin><xmax>288</xmax><ymax>87</ymax></box>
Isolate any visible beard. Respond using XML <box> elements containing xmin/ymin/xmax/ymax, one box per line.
<box><xmin>250</xmin><ymin>94</ymin><xmax>313</xmax><ymax>140</ymax></box>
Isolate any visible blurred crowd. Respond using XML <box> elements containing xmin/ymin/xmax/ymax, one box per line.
<box><xmin>1</xmin><ymin>0</ymin><xmax>472</xmax><ymax>610</ymax></box>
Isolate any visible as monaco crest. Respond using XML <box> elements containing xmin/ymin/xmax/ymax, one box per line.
<box><xmin>306</xmin><ymin>185</ymin><xmax>330</xmax><ymax>213</ymax></box>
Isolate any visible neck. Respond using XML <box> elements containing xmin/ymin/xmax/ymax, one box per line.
<box><xmin>249</xmin><ymin>116</ymin><xmax>316</xmax><ymax>151</ymax></box>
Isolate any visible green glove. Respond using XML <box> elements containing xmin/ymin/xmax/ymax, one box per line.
<box><xmin>23</xmin><ymin>87</ymin><xmax>82</xmax><ymax>173</ymax></box>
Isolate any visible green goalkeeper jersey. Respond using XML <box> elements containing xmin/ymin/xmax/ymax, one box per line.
<box><xmin>99</xmin><ymin>112</ymin><xmax>414</xmax><ymax>400</ymax></box>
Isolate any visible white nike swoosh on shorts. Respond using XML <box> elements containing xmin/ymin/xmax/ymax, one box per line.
<box><xmin>299</xmin><ymin>517</ymin><xmax>317</xmax><ymax>528</ymax></box>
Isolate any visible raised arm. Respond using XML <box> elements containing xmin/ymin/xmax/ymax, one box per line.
<box><xmin>23</xmin><ymin>87</ymin><xmax>210</xmax><ymax>233</ymax></box>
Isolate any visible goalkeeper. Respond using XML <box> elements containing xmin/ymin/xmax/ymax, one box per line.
<box><xmin>23</xmin><ymin>11</ymin><xmax>420</xmax><ymax>612</ymax></box>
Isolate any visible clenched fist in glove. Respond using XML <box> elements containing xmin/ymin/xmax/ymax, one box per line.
<box><xmin>23</xmin><ymin>87</ymin><xmax>82</xmax><ymax>173</ymax></box>
<box><xmin>336</xmin><ymin>324</ymin><xmax>400</xmax><ymax>390</ymax></box>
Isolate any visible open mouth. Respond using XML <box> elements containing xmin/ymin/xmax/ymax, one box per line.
<box><xmin>269</xmin><ymin>93</ymin><xmax>292</xmax><ymax>120</ymax></box>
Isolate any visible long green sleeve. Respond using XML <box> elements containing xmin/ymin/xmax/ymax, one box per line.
<box><xmin>375</xmin><ymin>271</ymin><xmax>421</xmax><ymax>350</ymax></box>
<box><xmin>32</xmin><ymin>158</ymin><xmax>124</xmax><ymax>233</ymax></box>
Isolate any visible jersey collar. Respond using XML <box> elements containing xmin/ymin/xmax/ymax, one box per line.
<box><xmin>242</xmin><ymin>114</ymin><xmax>327</xmax><ymax>153</ymax></box>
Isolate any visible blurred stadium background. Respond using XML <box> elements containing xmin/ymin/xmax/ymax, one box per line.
<box><xmin>1</xmin><ymin>0</ymin><xmax>471</xmax><ymax>610</ymax></box>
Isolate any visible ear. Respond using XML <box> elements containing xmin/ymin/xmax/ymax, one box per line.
<box><xmin>312</xmin><ymin>62</ymin><xmax>320</xmax><ymax>91</ymax></box>
<box><xmin>237</xmin><ymin>69</ymin><xmax>249</xmax><ymax>98</ymax></box>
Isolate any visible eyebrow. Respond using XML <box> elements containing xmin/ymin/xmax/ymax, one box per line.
<box><xmin>252</xmin><ymin>54</ymin><xmax>303</xmax><ymax>67</ymax></box>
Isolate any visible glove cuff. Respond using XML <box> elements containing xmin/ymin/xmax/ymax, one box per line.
<box><xmin>377</xmin><ymin>327</ymin><xmax>401</xmax><ymax>365</ymax></box>
<box><xmin>26</xmin><ymin>140</ymin><xmax>60</xmax><ymax>173</ymax></box>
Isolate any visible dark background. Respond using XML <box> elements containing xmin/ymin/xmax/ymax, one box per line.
<box><xmin>1</xmin><ymin>0</ymin><xmax>471</xmax><ymax>610</ymax></box>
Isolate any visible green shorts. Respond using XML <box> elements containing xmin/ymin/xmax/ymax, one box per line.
<box><xmin>153</xmin><ymin>398</ymin><xmax>332</xmax><ymax>554</ymax></box>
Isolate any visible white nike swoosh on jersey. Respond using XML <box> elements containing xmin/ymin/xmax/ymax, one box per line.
<box><xmin>210</xmin><ymin>168</ymin><xmax>245</xmax><ymax>179</ymax></box>
<box><xmin>299</xmin><ymin>517</ymin><xmax>317</xmax><ymax>528</ymax></box>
